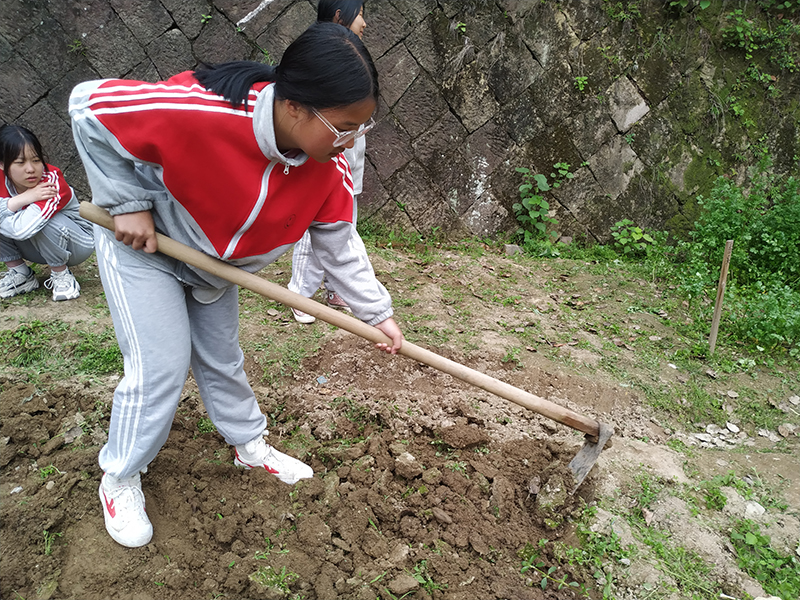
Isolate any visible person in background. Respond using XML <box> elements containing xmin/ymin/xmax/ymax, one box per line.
<box><xmin>69</xmin><ymin>21</ymin><xmax>402</xmax><ymax>549</ymax></box>
<box><xmin>0</xmin><ymin>124</ymin><xmax>93</xmax><ymax>301</ymax></box>
<box><xmin>288</xmin><ymin>0</ymin><xmax>368</xmax><ymax>323</ymax></box>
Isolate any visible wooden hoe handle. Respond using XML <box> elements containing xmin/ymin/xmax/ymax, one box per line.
<box><xmin>81</xmin><ymin>202</ymin><xmax>601</xmax><ymax>439</ymax></box>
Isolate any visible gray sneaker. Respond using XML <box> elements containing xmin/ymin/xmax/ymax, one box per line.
<box><xmin>0</xmin><ymin>267</ymin><xmax>39</xmax><ymax>299</ymax></box>
<box><xmin>44</xmin><ymin>268</ymin><xmax>80</xmax><ymax>301</ymax></box>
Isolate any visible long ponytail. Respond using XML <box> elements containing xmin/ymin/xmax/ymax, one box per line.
<box><xmin>194</xmin><ymin>22</ymin><xmax>377</xmax><ymax>111</ymax></box>
<box><xmin>194</xmin><ymin>61</ymin><xmax>276</xmax><ymax>109</ymax></box>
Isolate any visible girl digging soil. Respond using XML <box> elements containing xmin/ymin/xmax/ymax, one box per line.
<box><xmin>69</xmin><ymin>22</ymin><xmax>403</xmax><ymax>548</ymax></box>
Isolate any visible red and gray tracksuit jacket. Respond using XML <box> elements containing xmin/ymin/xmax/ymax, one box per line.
<box><xmin>68</xmin><ymin>72</ymin><xmax>392</xmax><ymax>325</ymax></box>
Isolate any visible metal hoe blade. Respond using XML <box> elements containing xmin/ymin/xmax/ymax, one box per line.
<box><xmin>568</xmin><ymin>422</ymin><xmax>614</xmax><ymax>492</ymax></box>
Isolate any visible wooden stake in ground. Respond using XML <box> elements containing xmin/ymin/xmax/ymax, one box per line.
<box><xmin>709</xmin><ymin>240</ymin><xmax>734</xmax><ymax>356</ymax></box>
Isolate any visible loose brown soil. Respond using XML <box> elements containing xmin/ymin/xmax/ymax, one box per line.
<box><xmin>1</xmin><ymin>242</ymin><xmax>797</xmax><ymax>600</ymax></box>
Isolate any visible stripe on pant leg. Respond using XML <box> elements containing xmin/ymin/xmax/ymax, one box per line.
<box><xmin>96</xmin><ymin>234</ymin><xmax>146</xmax><ymax>474</ymax></box>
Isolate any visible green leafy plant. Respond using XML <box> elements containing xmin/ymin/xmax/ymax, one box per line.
<box><xmin>610</xmin><ymin>219</ymin><xmax>655</xmax><ymax>256</ymax></box>
<box><xmin>501</xmin><ymin>346</ymin><xmax>523</xmax><ymax>369</ymax></box>
<box><xmin>573</xmin><ymin>76</ymin><xmax>588</xmax><ymax>92</ymax></box>
<box><xmin>201</xmin><ymin>13</ymin><xmax>212</xmax><ymax>24</ymax></box>
<box><xmin>513</xmin><ymin>166</ymin><xmax>567</xmax><ymax>245</ymax></box>
<box><xmin>730</xmin><ymin>519</ymin><xmax>800</xmax><ymax>599</ymax></box>
<box><xmin>673</xmin><ymin>160</ymin><xmax>800</xmax><ymax>352</ymax></box>
<box><xmin>38</xmin><ymin>465</ymin><xmax>64</xmax><ymax>480</ymax></box>
<box><xmin>68</xmin><ymin>39</ymin><xmax>87</xmax><ymax>56</ymax></box>
<box><xmin>410</xmin><ymin>560</ymin><xmax>448</xmax><ymax>593</ymax></box>
<box><xmin>249</xmin><ymin>565</ymin><xmax>299</xmax><ymax>592</ymax></box>
<box><xmin>603</xmin><ymin>0</ymin><xmax>642</xmax><ymax>21</ymax></box>
<box><xmin>42</xmin><ymin>530</ymin><xmax>63</xmax><ymax>555</ymax></box>
<box><xmin>721</xmin><ymin>9</ymin><xmax>800</xmax><ymax>71</ymax></box>
<box><xmin>669</xmin><ymin>0</ymin><xmax>711</xmax><ymax>10</ymax></box>
<box><xmin>519</xmin><ymin>540</ymin><xmax>583</xmax><ymax>592</ymax></box>
<box><xmin>197</xmin><ymin>417</ymin><xmax>216</xmax><ymax>434</ymax></box>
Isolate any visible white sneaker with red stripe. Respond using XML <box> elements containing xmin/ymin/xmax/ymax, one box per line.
<box><xmin>234</xmin><ymin>433</ymin><xmax>313</xmax><ymax>485</ymax></box>
<box><xmin>99</xmin><ymin>472</ymin><xmax>153</xmax><ymax>548</ymax></box>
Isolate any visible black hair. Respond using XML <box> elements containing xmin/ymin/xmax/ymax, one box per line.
<box><xmin>0</xmin><ymin>124</ymin><xmax>48</xmax><ymax>173</ymax></box>
<box><xmin>317</xmin><ymin>0</ymin><xmax>364</xmax><ymax>27</ymax></box>
<box><xmin>194</xmin><ymin>21</ymin><xmax>377</xmax><ymax>111</ymax></box>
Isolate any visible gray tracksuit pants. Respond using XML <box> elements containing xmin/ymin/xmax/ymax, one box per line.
<box><xmin>95</xmin><ymin>228</ymin><xmax>266</xmax><ymax>478</ymax></box>
<box><xmin>0</xmin><ymin>212</ymin><xmax>94</xmax><ymax>267</ymax></box>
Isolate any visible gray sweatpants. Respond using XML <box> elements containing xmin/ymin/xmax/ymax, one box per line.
<box><xmin>95</xmin><ymin>228</ymin><xmax>266</xmax><ymax>478</ymax></box>
<box><xmin>0</xmin><ymin>212</ymin><xmax>94</xmax><ymax>267</ymax></box>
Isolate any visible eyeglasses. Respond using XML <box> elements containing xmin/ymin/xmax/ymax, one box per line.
<box><xmin>312</xmin><ymin>108</ymin><xmax>375</xmax><ymax>147</ymax></box>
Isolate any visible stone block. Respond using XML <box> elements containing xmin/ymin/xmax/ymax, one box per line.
<box><xmin>0</xmin><ymin>0</ymin><xmax>46</xmax><ymax>44</ymax></box>
<box><xmin>55</xmin><ymin>0</ymin><xmax>146</xmax><ymax>78</ymax></box>
<box><xmin>362</xmin><ymin>1</ymin><xmax>411</xmax><ymax>60</ymax></box>
<box><xmin>195</xmin><ymin>11</ymin><xmax>257</xmax><ymax>65</ymax></box>
<box><xmin>254</xmin><ymin>1</ymin><xmax>315</xmax><ymax>65</ymax></box>
<box><xmin>365</xmin><ymin>115</ymin><xmax>413</xmax><ymax>181</ymax></box>
<box><xmin>161</xmin><ymin>0</ymin><xmax>212</xmax><ymax>40</ymax></box>
<box><xmin>361</xmin><ymin>194</ymin><xmax>416</xmax><ymax>233</ymax></box>
<box><xmin>404</xmin><ymin>9</ymin><xmax>464</xmax><ymax>81</ymax></box>
<box><xmin>515</xmin><ymin>122</ymin><xmax>583</xmax><ymax>177</ymax></box>
<box><xmin>127</xmin><ymin>58</ymin><xmax>160</xmax><ymax>83</ymax></box>
<box><xmin>527</xmin><ymin>58</ymin><xmax>574</xmax><ymax>128</ymax></box>
<box><xmin>15</xmin><ymin>16</ymin><xmax>84</xmax><ymax>89</ymax></box>
<box><xmin>519</xmin><ymin>2</ymin><xmax>575</xmax><ymax>71</ymax></box>
<box><xmin>632</xmin><ymin>102</ymin><xmax>679</xmax><ymax>168</ymax></box>
<box><xmin>567</xmin><ymin>98</ymin><xmax>618</xmax><ymax>159</ymax></box>
<box><xmin>500</xmin><ymin>90</ymin><xmax>547</xmax><ymax>146</ymax></box>
<box><xmin>218</xmin><ymin>0</ymin><xmax>294</xmax><ymax>39</ymax></box>
<box><xmin>376</xmin><ymin>43</ymin><xmax>419</xmax><ymax>108</ymax></box>
<box><xmin>389</xmin><ymin>162</ymin><xmax>452</xmax><ymax>233</ymax></box>
<box><xmin>147</xmin><ymin>29</ymin><xmax>195</xmax><ymax>78</ymax></box>
<box><xmin>389</xmin><ymin>0</ymin><xmax>437</xmax><ymax>26</ymax></box>
<box><xmin>577</xmin><ymin>36</ymin><xmax>618</xmax><ymax>97</ymax></box>
<box><xmin>427</xmin><ymin>148</ymin><xmax>474</xmax><ymax>217</ymax></box>
<box><xmin>109</xmin><ymin>0</ymin><xmax>173</xmax><ymax>46</ymax></box>
<box><xmin>462</xmin><ymin>194</ymin><xmax>512</xmax><ymax>237</ymax></box>
<box><xmin>18</xmin><ymin>100</ymin><xmax>76</xmax><ymax>169</ymax></box>
<box><xmin>550</xmin><ymin>165</ymin><xmax>602</xmax><ymax>216</ymax></box>
<box><xmin>412</xmin><ymin>109</ymin><xmax>467</xmax><ymax>167</ymax></box>
<box><xmin>393</xmin><ymin>72</ymin><xmax>448</xmax><ymax>139</ymax></box>
<box><xmin>48</xmin><ymin>61</ymin><xmax>101</xmax><ymax>133</ymax></box>
<box><xmin>0</xmin><ymin>35</ymin><xmax>12</xmax><ymax>63</ymax></box>
<box><xmin>609</xmin><ymin>76</ymin><xmax>649</xmax><ymax>133</ymax></box>
<box><xmin>587</xmin><ymin>136</ymin><xmax>644</xmax><ymax>201</ymax></box>
<box><xmin>0</xmin><ymin>55</ymin><xmax>47</xmax><ymax>123</ymax></box>
<box><xmin>442</xmin><ymin>60</ymin><xmax>498</xmax><ymax>133</ymax></box>
<box><xmin>633</xmin><ymin>49</ymin><xmax>682</xmax><ymax>106</ymax></box>
<box><xmin>560</xmin><ymin>0</ymin><xmax>608</xmax><ymax>41</ymax></box>
<box><xmin>665</xmin><ymin>70</ymin><xmax>710</xmax><ymax>136</ymax></box>
<box><xmin>465</xmin><ymin>118</ymin><xmax>513</xmax><ymax>176</ymax></box>
<box><xmin>440</xmin><ymin>0</ymin><xmax>506</xmax><ymax>48</ymax></box>
<box><xmin>358</xmin><ymin>158</ymin><xmax>391</xmax><ymax>220</ymax></box>
<box><xmin>487</xmin><ymin>30</ymin><xmax>542</xmax><ymax>105</ymax></box>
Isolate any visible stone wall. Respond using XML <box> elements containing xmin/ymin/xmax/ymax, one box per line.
<box><xmin>2</xmin><ymin>1</ymin><xmax>798</xmax><ymax>242</ymax></box>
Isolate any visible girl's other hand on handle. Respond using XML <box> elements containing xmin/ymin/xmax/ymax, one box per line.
<box><xmin>374</xmin><ymin>317</ymin><xmax>403</xmax><ymax>354</ymax></box>
<box><xmin>113</xmin><ymin>211</ymin><xmax>158</xmax><ymax>253</ymax></box>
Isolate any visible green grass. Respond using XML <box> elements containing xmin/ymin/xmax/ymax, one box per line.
<box><xmin>0</xmin><ymin>319</ymin><xmax>122</xmax><ymax>377</ymax></box>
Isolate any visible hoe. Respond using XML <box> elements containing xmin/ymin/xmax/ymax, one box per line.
<box><xmin>81</xmin><ymin>202</ymin><xmax>613</xmax><ymax>491</ymax></box>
